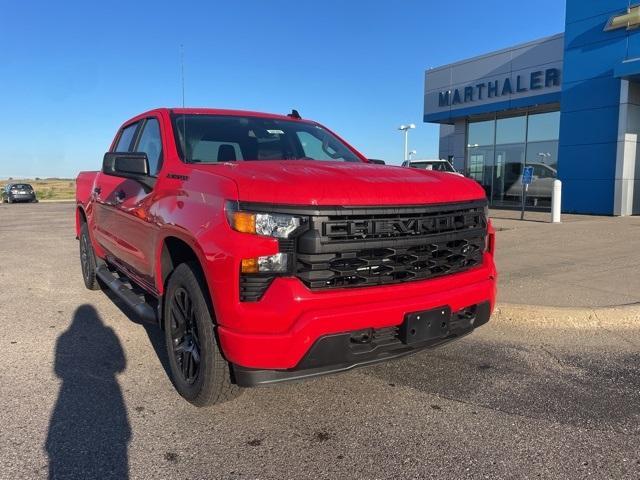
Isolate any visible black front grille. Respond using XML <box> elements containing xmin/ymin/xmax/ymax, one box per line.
<box><xmin>294</xmin><ymin>200</ymin><xmax>487</xmax><ymax>290</ymax></box>
<box><xmin>297</xmin><ymin>236</ymin><xmax>484</xmax><ymax>289</ymax></box>
<box><xmin>235</xmin><ymin>199</ymin><xmax>487</xmax><ymax>298</ymax></box>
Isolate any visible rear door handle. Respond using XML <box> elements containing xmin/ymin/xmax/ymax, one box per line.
<box><xmin>93</xmin><ymin>186</ymin><xmax>101</xmax><ymax>195</ymax></box>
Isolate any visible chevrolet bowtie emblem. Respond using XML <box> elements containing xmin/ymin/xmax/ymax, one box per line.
<box><xmin>605</xmin><ymin>5</ymin><xmax>640</xmax><ymax>31</ymax></box>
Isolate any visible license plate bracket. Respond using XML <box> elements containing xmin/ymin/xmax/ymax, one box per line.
<box><xmin>399</xmin><ymin>306</ymin><xmax>451</xmax><ymax>345</ymax></box>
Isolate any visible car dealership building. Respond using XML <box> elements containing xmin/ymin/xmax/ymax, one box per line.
<box><xmin>424</xmin><ymin>0</ymin><xmax>640</xmax><ymax>215</ymax></box>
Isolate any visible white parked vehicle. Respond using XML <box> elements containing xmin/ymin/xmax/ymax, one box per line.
<box><xmin>401</xmin><ymin>159</ymin><xmax>463</xmax><ymax>176</ymax></box>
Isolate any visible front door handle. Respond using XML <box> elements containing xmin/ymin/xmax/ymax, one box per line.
<box><xmin>115</xmin><ymin>190</ymin><xmax>126</xmax><ymax>204</ymax></box>
<box><xmin>93</xmin><ymin>186</ymin><xmax>101</xmax><ymax>195</ymax></box>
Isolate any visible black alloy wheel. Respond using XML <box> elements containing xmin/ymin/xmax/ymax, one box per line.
<box><xmin>169</xmin><ymin>287</ymin><xmax>201</xmax><ymax>384</ymax></box>
<box><xmin>80</xmin><ymin>234</ymin><xmax>91</xmax><ymax>283</ymax></box>
<box><xmin>163</xmin><ymin>262</ymin><xmax>239</xmax><ymax>406</ymax></box>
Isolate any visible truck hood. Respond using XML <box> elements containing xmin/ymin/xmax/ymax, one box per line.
<box><xmin>198</xmin><ymin>160</ymin><xmax>486</xmax><ymax>206</ymax></box>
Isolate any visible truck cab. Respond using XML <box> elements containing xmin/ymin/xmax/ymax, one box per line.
<box><xmin>76</xmin><ymin>108</ymin><xmax>496</xmax><ymax>406</ymax></box>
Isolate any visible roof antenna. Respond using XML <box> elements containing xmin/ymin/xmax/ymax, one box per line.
<box><xmin>288</xmin><ymin>109</ymin><xmax>301</xmax><ymax>119</ymax></box>
<box><xmin>180</xmin><ymin>44</ymin><xmax>186</xmax><ymax>108</ymax></box>
<box><xmin>180</xmin><ymin>44</ymin><xmax>188</xmax><ymax>161</ymax></box>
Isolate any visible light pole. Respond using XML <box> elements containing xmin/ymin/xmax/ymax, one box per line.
<box><xmin>408</xmin><ymin>150</ymin><xmax>417</xmax><ymax>161</ymax></box>
<box><xmin>398</xmin><ymin>124</ymin><xmax>416</xmax><ymax>162</ymax></box>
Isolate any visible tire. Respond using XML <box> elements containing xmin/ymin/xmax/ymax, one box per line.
<box><xmin>163</xmin><ymin>262</ymin><xmax>239</xmax><ymax>407</ymax></box>
<box><xmin>79</xmin><ymin>223</ymin><xmax>101</xmax><ymax>290</ymax></box>
<box><xmin>7</xmin><ymin>196</ymin><xmax>12</xmax><ymax>204</ymax></box>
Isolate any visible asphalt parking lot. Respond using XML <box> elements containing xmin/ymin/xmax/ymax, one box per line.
<box><xmin>1</xmin><ymin>202</ymin><xmax>639</xmax><ymax>479</ymax></box>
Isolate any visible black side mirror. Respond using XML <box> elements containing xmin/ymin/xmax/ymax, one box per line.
<box><xmin>103</xmin><ymin>152</ymin><xmax>156</xmax><ymax>190</ymax></box>
<box><xmin>368</xmin><ymin>159</ymin><xmax>386</xmax><ymax>165</ymax></box>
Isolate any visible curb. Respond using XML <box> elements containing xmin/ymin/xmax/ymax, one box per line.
<box><xmin>493</xmin><ymin>302</ymin><xmax>640</xmax><ymax>329</ymax></box>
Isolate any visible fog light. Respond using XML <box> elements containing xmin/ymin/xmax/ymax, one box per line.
<box><xmin>241</xmin><ymin>258</ymin><xmax>258</xmax><ymax>273</ymax></box>
<box><xmin>241</xmin><ymin>253</ymin><xmax>289</xmax><ymax>273</ymax></box>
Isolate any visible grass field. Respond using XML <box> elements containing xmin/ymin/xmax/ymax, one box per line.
<box><xmin>0</xmin><ymin>178</ymin><xmax>75</xmax><ymax>201</ymax></box>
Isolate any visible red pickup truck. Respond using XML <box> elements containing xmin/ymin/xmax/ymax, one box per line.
<box><xmin>76</xmin><ymin>108</ymin><xmax>496</xmax><ymax>406</ymax></box>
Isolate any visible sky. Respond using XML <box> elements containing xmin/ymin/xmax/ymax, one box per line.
<box><xmin>0</xmin><ymin>0</ymin><xmax>566</xmax><ymax>178</ymax></box>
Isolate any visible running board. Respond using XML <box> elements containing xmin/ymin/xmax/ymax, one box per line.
<box><xmin>96</xmin><ymin>265</ymin><xmax>157</xmax><ymax>324</ymax></box>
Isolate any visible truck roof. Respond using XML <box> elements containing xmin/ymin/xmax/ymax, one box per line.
<box><xmin>134</xmin><ymin>107</ymin><xmax>312</xmax><ymax>123</ymax></box>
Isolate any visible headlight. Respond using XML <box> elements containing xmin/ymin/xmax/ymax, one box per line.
<box><xmin>241</xmin><ymin>253</ymin><xmax>289</xmax><ymax>273</ymax></box>
<box><xmin>227</xmin><ymin>205</ymin><xmax>303</xmax><ymax>238</ymax></box>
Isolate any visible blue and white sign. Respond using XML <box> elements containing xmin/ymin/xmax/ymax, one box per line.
<box><xmin>522</xmin><ymin>166</ymin><xmax>534</xmax><ymax>185</ymax></box>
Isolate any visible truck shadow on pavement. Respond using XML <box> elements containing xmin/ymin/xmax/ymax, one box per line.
<box><xmin>45</xmin><ymin>305</ymin><xmax>131</xmax><ymax>480</ymax></box>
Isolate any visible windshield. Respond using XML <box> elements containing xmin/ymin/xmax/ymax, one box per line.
<box><xmin>12</xmin><ymin>184</ymin><xmax>32</xmax><ymax>190</ymax></box>
<box><xmin>410</xmin><ymin>161</ymin><xmax>455</xmax><ymax>172</ymax></box>
<box><xmin>171</xmin><ymin>114</ymin><xmax>362</xmax><ymax>163</ymax></box>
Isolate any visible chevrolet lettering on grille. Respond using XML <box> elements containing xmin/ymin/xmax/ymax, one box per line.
<box><xmin>324</xmin><ymin>214</ymin><xmax>480</xmax><ymax>239</ymax></box>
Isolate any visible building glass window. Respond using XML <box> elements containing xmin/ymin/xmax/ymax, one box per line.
<box><xmin>466</xmin><ymin>109</ymin><xmax>560</xmax><ymax>210</ymax></box>
<box><xmin>527</xmin><ymin>111</ymin><xmax>560</xmax><ymax>142</ymax></box>
<box><xmin>467</xmin><ymin>120</ymin><xmax>495</xmax><ymax>199</ymax></box>
<box><xmin>496</xmin><ymin>116</ymin><xmax>526</xmax><ymax>144</ymax></box>
<box><xmin>468</xmin><ymin>120</ymin><xmax>494</xmax><ymax>147</ymax></box>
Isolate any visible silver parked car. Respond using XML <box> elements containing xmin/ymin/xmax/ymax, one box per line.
<box><xmin>402</xmin><ymin>159</ymin><xmax>463</xmax><ymax>176</ymax></box>
<box><xmin>505</xmin><ymin>163</ymin><xmax>557</xmax><ymax>200</ymax></box>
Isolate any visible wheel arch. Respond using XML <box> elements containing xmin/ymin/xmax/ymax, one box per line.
<box><xmin>157</xmin><ymin>234</ymin><xmax>210</xmax><ymax>296</ymax></box>
<box><xmin>76</xmin><ymin>205</ymin><xmax>88</xmax><ymax>238</ymax></box>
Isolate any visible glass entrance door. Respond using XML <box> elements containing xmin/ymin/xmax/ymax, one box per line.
<box><xmin>466</xmin><ymin>120</ymin><xmax>495</xmax><ymax>200</ymax></box>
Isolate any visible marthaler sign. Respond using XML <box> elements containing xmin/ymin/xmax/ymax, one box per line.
<box><xmin>438</xmin><ymin>68</ymin><xmax>561</xmax><ymax>107</ymax></box>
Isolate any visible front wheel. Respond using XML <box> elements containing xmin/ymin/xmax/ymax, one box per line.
<box><xmin>163</xmin><ymin>262</ymin><xmax>239</xmax><ymax>406</ymax></box>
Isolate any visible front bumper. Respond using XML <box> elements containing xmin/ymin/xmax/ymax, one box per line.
<box><xmin>232</xmin><ymin>301</ymin><xmax>491</xmax><ymax>386</ymax></box>
<box><xmin>216</xmin><ymin>255</ymin><xmax>496</xmax><ymax>371</ymax></box>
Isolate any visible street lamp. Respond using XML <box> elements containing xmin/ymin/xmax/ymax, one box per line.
<box><xmin>398</xmin><ymin>124</ymin><xmax>416</xmax><ymax>161</ymax></box>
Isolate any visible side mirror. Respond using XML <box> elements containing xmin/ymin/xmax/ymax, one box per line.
<box><xmin>368</xmin><ymin>159</ymin><xmax>386</xmax><ymax>165</ymax></box>
<box><xmin>103</xmin><ymin>152</ymin><xmax>156</xmax><ymax>190</ymax></box>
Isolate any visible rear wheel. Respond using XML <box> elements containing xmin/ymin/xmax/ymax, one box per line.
<box><xmin>79</xmin><ymin>223</ymin><xmax>100</xmax><ymax>290</ymax></box>
<box><xmin>163</xmin><ymin>262</ymin><xmax>239</xmax><ymax>406</ymax></box>
<box><xmin>7</xmin><ymin>196</ymin><xmax>12</xmax><ymax>204</ymax></box>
